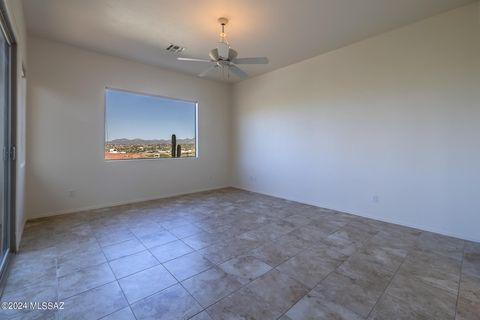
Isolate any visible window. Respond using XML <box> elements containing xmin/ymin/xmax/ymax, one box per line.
<box><xmin>104</xmin><ymin>88</ymin><xmax>197</xmax><ymax>160</ymax></box>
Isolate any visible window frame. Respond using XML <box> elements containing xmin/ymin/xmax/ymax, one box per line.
<box><xmin>103</xmin><ymin>87</ymin><xmax>199</xmax><ymax>162</ymax></box>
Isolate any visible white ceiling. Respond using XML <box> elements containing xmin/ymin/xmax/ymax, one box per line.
<box><xmin>23</xmin><ymin>0</ymin><xmax>473</xmax><ymax>83</ymax></box>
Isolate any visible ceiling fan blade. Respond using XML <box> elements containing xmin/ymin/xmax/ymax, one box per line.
<box><xmin>198</xmin><ymin>65</ymin><xmax>217</xmax><ymax>77</ymax></box>
<box><xmin>177</xmin><ymin>57</ymin><xmax>211</xmax><ymax>62</ymax></box>
<box><xmin>229</xmin><ymin>65</ymin><xmax>248</xmax><ymax>79</ymax></box>
<box><xmin>233</xmin><ymin>57</ymin><xmax>269</xmax><ymax>64</ymax></box>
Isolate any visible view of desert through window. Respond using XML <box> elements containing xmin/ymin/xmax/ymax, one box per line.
<box><xmin>105</xmin><ymin>89</ymin><xmax>196</xmax><ymax>160</ymax></box>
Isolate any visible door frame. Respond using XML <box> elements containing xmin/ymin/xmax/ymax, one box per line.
<box><xmin>0</xmin><ymin>0</ymin><xmax>17</xmax><ymax>288</ymax></box>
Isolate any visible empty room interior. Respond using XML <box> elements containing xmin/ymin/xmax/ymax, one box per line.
<box><xmin>0</xmin><ymin>0</ymin><xmax>479</xmax><ymax>319</ymax></box>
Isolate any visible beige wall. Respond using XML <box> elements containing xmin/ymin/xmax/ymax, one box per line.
<box><xmin>26</xmin><ymin>37</ymin><xmax>231</xmax><ymax>218</ymax></box>
<box><xmin>232</xmin><ymin>3</ymin><xmax>480</xmax><ymax>241</ymax></box>
<box><xmin>5</xmin><ymin>0</ymin><xmax>28</xmax><ymax>249</ymax></box>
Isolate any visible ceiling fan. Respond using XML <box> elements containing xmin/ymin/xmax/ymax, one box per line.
<box><xmin>177</xmin><ymin>17</ymin><xmax>269</xmax><ymax>79</ymax></box>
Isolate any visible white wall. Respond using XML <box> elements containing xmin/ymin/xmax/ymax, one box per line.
<box><xmin>27</xmin><ymin>37</ymin><xmax>231</xmax><ymax>219</ymax></box>
<box><xmin>4</xmin><ymin>0</ymin><xmax>28</xmax><ymax>249</ymax></box>
<box><xmin>25</xmin><ymin>3</ymin><xmax>480</xmax><ymax>243</ymax></box>
<box><xmin>232</xmin><ymin>3</ymin><xmax>480</xmax><ymax>242</ymax></box>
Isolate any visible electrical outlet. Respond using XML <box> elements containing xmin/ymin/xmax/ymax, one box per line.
<box><xmin>372</xmin><ymin>194</ymin><xmax>379</xmax><ymax>203</ymax></box>
<box><xmin>68</xmin><ymin>190</ymin><xmax>76</xmax><ymax>198</ymax></box>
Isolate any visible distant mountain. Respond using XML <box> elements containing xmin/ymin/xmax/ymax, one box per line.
<box><xmin>107</xmin><ymin>138</ymin><xmax>195</xmax><ymax>145</ymax></box>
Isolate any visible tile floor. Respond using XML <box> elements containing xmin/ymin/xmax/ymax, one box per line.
<box><xmin>1</xmin><ymin>188</ymin><xmax>479</xmax><ymax>320</ymax></box>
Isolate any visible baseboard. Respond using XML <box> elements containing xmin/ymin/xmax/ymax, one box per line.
<box><xmin>26</xmin><ymin>185</ymin><xmax>232</xmax><ymax>221</ymax></box>
<box><xmin>232</xmin><ymin>185</ymin><xmax>480</xmax><ymax>244</ymax></box>
<box><xmin>15</xmin><ymin>217</ymin><xmax>26</xmax><ymax>252</ymax></box>
<box><xmin>26</xmin><ymin>184</ymin><xmax>479</xmax><ymax>244</ymax></box>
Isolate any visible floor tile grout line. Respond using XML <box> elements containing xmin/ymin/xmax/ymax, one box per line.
<box><xmin>149</xmin><ymin>236</ymin><xmax>224</xmax><ymax>310</ymax></box>
<box><xmin>453</xmin><ymin>240</ymin><xmax>466</xmax><ymax>320</ymax></box>
<box><xmin>193</xmin><ymin>267</ymin><xmax>281</xmax><ymax>315</ymax></box>
<box><xmin>141</xmin><ymin>238</ymin><xmax>208</xmax><ymax>318</ymax></box>
<box><xmin>60</xmin><ymin>248</ymin><xmax>161</xmax><ymax>284</ymax></box>
<box><xmin>364</xmin><ymin>245</ymin><xmax>411</xmax><ymax>319</ymax></box>
<box><xmin>202</xmin><ymin>220</ymin><xmax>334</xmax><ymax>270</ymax></box>
<box><xmin>175</xmin><ymin>246</ymin><xmax>294</xmax><ymax>317</ymax></box>
<box><xmin>98</xmin><ymin>236</ymin><xmax>138</xmax><ymax>249</ymax></box>
<box><xmin>274</xmin><ymin>240</ymin><xmax>367</xmax><ymax>320</ymax></box>
<box><xmin>124</xmin><ymin>281</ymin><xmax>179</xmax><ymax>309</ymax></box>
<box><xmin>91</xmin><ymin>230</ymin><xmax>135</xmax><ymax>320</ymax></box>
<box><xmin>192</xmin><ymin>249</ymin><xmax>335</xmax><ymax>320</ymax></box>
<box><xmin>53</xmin><ymin>229</ymin><xmax>128</xmax><ymax>319</ymax></box>
<box><xmin>277</xmin><ymin>227</ymin><xmax>345</xmax><ymax>268</ymax></box>
<box><xmin>124</xmin><ymin>228</ymin><xmax>206</xmax><ymax>314</ymax></box>
<box><xmin>268</xmin><ymin>221</ymin><xmax>376</xmax><ymax>273</ymax></box>
<box><xmin>274</xmin><ymin>284</ymin><xmax>315</xmax><ymax>320</ymax></box>
<box><xmin>57</xmin><ymin>257</ymin><xmax>109</xmax><ymax>279</ymax></box>
<box><xmin>178</xmin><ymin>232</ymin><xmax>219</xmax><ymax>252</ymax></box>
<box><xmin>281</xmin><ymin>228</ymin><xmax>394</xmax><ymax>320</ymax></box>
<box><xmin>196</xmin><ymin>212</ymin><xmax>324</xmax><ymax>252</ymax></box>
<box><xmin>107</xmin><ymin>221</ymin><xmax>215</xmax><ymax>288</ymax></box>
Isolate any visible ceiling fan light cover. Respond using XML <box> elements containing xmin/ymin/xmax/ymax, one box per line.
<box><xmin>217</xmin><ymin>42</ymin><xmax>230</xmax><ymax>59</ymax></box>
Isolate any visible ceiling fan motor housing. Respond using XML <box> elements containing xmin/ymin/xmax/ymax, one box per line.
<box><xmin>209</xmin><ymin>48</ymin><xmax>237</xmax><ymax>62</ymax></box>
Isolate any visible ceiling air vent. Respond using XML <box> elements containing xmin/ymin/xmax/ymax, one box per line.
<box><xmin>165</xmin><ymin>44</ymin><xmax>185</xmax><ymax>54</ymax></box>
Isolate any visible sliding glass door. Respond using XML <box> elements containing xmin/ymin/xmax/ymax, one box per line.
<box><xmin>0</xmin><ymin>14</ymin><xmax>11</xmax><ymax>274</ymax></box>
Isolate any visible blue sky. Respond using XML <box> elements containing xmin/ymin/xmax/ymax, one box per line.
<box><xmin>105</xmin><ymin>89</ymin><xmax>196</xmax><ymax>141</ymax></box>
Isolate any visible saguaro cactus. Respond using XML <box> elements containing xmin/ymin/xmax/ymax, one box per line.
<box><xmin>171</xmin><ymin>134</ymin><xmax>176</xmax><ymax>157</ymax></box>
<box><xmin>176</xmin><ymin>145</ymin><xmax>182</xmax><ymax>158</ymax></box>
